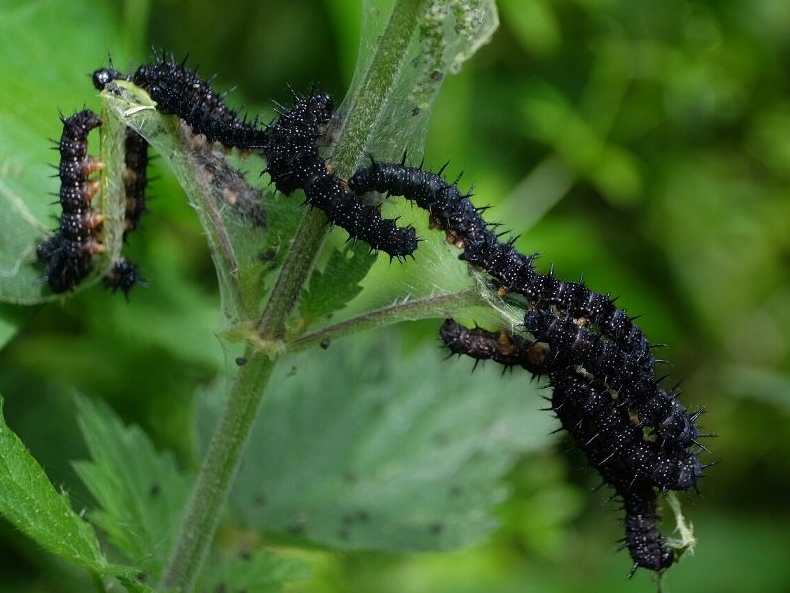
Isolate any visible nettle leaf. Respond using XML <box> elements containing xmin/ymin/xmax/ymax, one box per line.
<box><xmin>0</xmin><ymin>394</ymin><xmax>106</xmax><ymax>572</ymax></box>
<box><xmin>299</xmin><ymin>243</ymin><xmax>372</xmax><ymax>324</ymax></box>
<box><xmin>72</xmin><ymin>395</ymin><xmax>193</xmax><ymax>579</ymax></box>
<box><xmin>201</xmin><ymin>549</ymin><xmax>309</xmax><ymax>593</ymax></box>
<box><xmin>198</xmin><ymin>332</ymin><xmax>556</xmax><ymax>552</ymax></box>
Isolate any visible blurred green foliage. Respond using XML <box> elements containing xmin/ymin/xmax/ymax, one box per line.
<box><xmin>1</xmin><ymin>0</ymin><xmax>790</xmax><ymax>591</ymax></box>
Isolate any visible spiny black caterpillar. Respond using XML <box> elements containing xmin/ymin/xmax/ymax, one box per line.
<box><xmin>258</xmin><ymin>91</ymin><xmax>418</xmax><ymax>259</ymax></box>
<box><xmin>37</xmin><ymin>108</ymin><xmax>146</xmax><ymax>298</ymax></box>
<box><xmin>439</xmin><ymin>317</ymin><xmax>704</xmax><ymax>573</ymax></box>
<box><xmin>37</xmin><ymin>110</ymin><xmax>113</xmax><ymax>293</ymax></box>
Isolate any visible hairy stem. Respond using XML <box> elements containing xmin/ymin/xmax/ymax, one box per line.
<box><xmin>158</xmin><ymin>346</ymin><xmax>273</xmax><ymax>592</ymax></box>
<box><xmin>256</xmin><ymin>210</ymin><xmax>328</xmax><ymax>340</ymax></box>
<box><xmin>288</xmin><ymin>289</ymin><xmax>481</xmax><ymax>352</ymax></box>
<box><xmin>332</xmin><ymin>0</ymin><xmax>429</xmax><ymax>172</ymax></box>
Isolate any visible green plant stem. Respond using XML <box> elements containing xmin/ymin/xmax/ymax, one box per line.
<box><xmin>288</xmin><ymin>289</ymin><xmax>482</xmax><ymax>352</ymax></box>
<box><xmin>256</xmin><ymin>210</ymin><xmax>329</xmax><ymax>340</ymax></box>
<box><xmin>158</xmin><ymin>0</ymin><xmax>429</xmax><ymax>590</ymax></box>
<box><xmin>158</xmin><ymin>346</ymin><xmax>273</xmax><ymax>592</ymax></box>
<box><xmin>332</xmin><ymin>0</ymin><xmax>429</xmax><ymax>171</ymax></box>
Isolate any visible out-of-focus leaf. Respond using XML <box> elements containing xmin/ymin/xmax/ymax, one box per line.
<box><xmin>519</xmin><ymin>81</ymin><xmax>643</xmax><ymax>205</ymax></box>
<box><xmin>202</xmin><ymin>549</ymin><xmax>310</xmax><ymax>593</ymax></box>
<box><xmin>198</xmin><ymin>331</ymin><xmax>556</xmax><ymax>552</ymax></box>
<box><xmin>72</xmin><ymin>395</ymin><xmax>193</xmax><ymax>579</ymax></box>
<box><xmin>499</xmin><ymin>0</ymin><xmax>560</xmax><ymax>56</ymax></box>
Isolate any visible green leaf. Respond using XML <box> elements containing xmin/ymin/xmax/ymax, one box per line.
<box><xmin>498</xmin><ymin>0</ymin><xmax>560</xmax><ymax>55</ymax></box>
<box><xmin>0</xmin><ymin>393</ymin><xmax>107</xmax><ymax>572</ymax></box>
<box><xmin>198</xmin><ymin>332</ymin><xmax>557</xmax><ymax>552</ymax></box>
<box><xmin>201</xmin><ymin>549</ymin><xmax>310</xmax><ymax>593</ymax></box>
<box><xmin>72</xmin><ymin>395</ymin><xmax>193</xmax><ymax>580</ymax></box>
<box><xmin>299</xmin><ymin>243</ymin><xmax>373</xmax><ymax>324</ymax></box>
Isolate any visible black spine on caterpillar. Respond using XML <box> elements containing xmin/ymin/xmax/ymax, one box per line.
<box><xmin>550</xmin><ymin>372</ymin><xmax>675</xmax><ymax>573</ymax></box>
<box><xmin>130</xmin><ymin>54</ymin><xmax>267</xmax><ymax>149</ymax></box>
<box><xmin>38</xmin><ymin>110</ymin><xmax>104</xmax><ymax>293</ymax></box>
<box><xmin>525</xmin><ymin>309</ymin><xmax>701</xmax><ymax>454</ymax></box>
<box><xmin>259</xmin><ymin>93</ymin><xmax>418</xmax><ymax>260</ymax></box>
<box><xmin>349</xmin><ymin>160</ymin><xmax>654</xmax><ymax>365</ymax></box>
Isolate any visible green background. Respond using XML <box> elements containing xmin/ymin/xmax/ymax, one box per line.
<box><xmin>1</xmin><ymin>0</ymin><xmax>789</xmax><ymax>591</ymax></box>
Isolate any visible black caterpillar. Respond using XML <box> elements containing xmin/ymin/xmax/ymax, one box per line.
<box><xmin>37</xmin><ymin>108</ymin><xmax>146</xmax><ymax>298</ymax></box>
<box><xmin>440</xmin><ymin>318</ymin><xmax>685</xmax><ymax>571</ymax></box>
<box><xmin>36</xmin><ymin>66</ymin><xmax>149</xmax><ymax>300</ymax></box>
<box><xmin>348</xmin><ymin>159</ymin><xmax>654</xmax><ymax>370</ymax></box>
<box><xmin>121</xmin><ymin>127</ymin><xmax>150</xmax><ymax>237</ymax></box>
<box><xmin>37</xmin><ymin>110</ymin><xmax>105</xmax><ymax>292</ymax></box>
<box><xmin>257</xmin><ymin>92</ymin><xmax>418</xmax><ymax>259</ymax></box>
<box><xmin>524</xmin><ymin>309</ymin><xmax>700</xmax><ymax>450</ymax></box>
